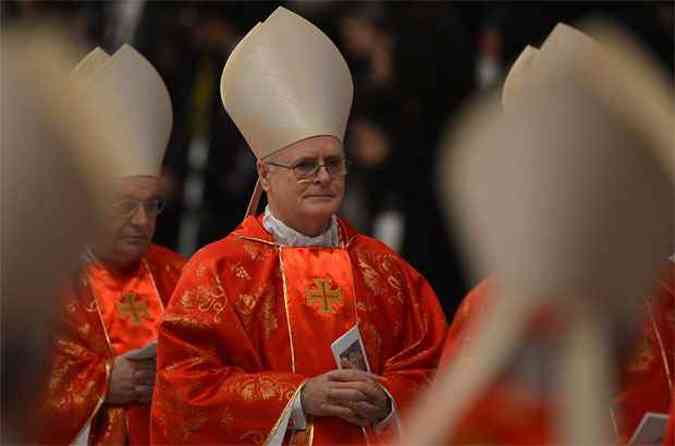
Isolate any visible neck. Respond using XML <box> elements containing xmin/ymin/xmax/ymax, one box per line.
<box><xmin>89</xmin><ymin>248</ymin><xmax>141</xmax><ymax>275</ymax></box>
<box><xmin>268</xmin><ymin>207</ymin><xmax>331</xmax><ymax>237</ymax></box>
<box><xmin>290</xmin><ymin>219</ymin><xmax>331</xmax><ymax>238</ymax></box>
<box><xmin>263</xmin><ymin>206</ymin><xmax>339</xmax><ymax>248</ymax></box>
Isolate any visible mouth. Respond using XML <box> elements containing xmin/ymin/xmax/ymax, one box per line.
<box><xmin>121</xmin><ymin>235</ymin><xmax>148</xmax><ymax>244</ymax></box>
<box><xmin>304</xmin><ymin>194</ymin><xmax>335</xmax><ymax>199</ymax></box>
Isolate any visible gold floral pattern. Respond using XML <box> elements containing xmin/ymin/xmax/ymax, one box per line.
<box><xmin>220</xmin><ymin>407</ymin><xmax>235</xmax><ymax>432</ymax></box>
<box><xmin>361</xmin><ymin>322</ymin><xmax>382</xmax><ymax>368</ymax></box>
<box><xmin>240</xmin><ymin>430</ymin><xmax>265</xmax><ymax>445</ymax></box>
<box><xmin>628</xmin><ymin>334</ymin><xmax>655</xmax><ymax>372</ymax></box>
<box><xmin>236</xmin><ymin>293</ymin><xmax>256</xmax><ymax>316</ymax></box>
<box><xmin>78</xmin><ymin>323</ymin><xmax>91</xmax><ymax>337</ymax></box>
<box><xmin>232</xmin><ymin>263</ymin><xmax>251</xmax><ymax>280</ymax></box>
<box><xmin>243</xmin><ymin>240</ymin><xmax>273</xmax><ymax>263</ymax></box>
<box><xmin>195</xmin><ymin>262</ymin><xmax>208</xmax><ymax>279</ymax></box>
<box><xmin>357</xmin><ymin>252</ymin><xmax>383</xmax><ymax>295</ymax></box>
<box><xmin>180</xmin><ymin>273</ymin><xmax>228</xmax><ymax>323</ymax></box>
<box><xmin>261</xmin><ymin>292</ymin><xmax>278</xmax><ymax>339</ymax></box>
<box><xmin>84</xmin><ymin>298</ymin><xmax>98</xmax><ymax>313</ymax></box>
<box><xmin>234</xmin><ymin>376</ymin><xmax>289</xmax><ymax>402</ymax></box>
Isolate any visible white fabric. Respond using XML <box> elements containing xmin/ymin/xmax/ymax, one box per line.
<box><xmin>290</xmin><ymin>393</ymin><xmax>307</xmax><ymax>430</ymax></box>
<box><xmin>374</xmin><ymin>385</ymin><xmax>400</xmax><ymax>433</ymax></box>
<box><xmin>72</xmin><ymin>421</ymin><xmax>91</xmax><ymax>446</ymax></box>
<box><xmin>262</xmin><ymin>206</ymin><xmax>339</xmax><ymax>248</ymax></box>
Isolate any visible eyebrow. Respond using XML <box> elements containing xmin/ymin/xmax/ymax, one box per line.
<box><xmin>291</xmin><ymin>154</ymin><xmax>344</xmax><ymax>163</ymax></box>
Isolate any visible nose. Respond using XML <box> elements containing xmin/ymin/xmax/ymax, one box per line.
<box><xmin>130</xmin><ymin>203</ymin><xmax>150</xmax><ymax>226</ymax></box>
<box><xmin>314</xmin><ymin>164</ymin><xmax>332</xmax><ymax>184</ymax></box>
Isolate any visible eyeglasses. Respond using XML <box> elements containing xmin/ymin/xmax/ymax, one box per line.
<box><xmin>111</xmin><ymin>198</ymin><xmax>166</xmax><ymax>218</ymax></box>
<box><xmin>266</xmin><ymin>157</ymin><xmax>349</xmax><ymax>181</ymax></box>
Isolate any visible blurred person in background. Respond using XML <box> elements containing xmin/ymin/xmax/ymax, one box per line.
<box><xmin>35</xmin><ymin>45</ymin><xmax>186</xmax><ymax>445</ymax></box>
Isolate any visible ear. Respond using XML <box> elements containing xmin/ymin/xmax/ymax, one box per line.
<box><xmin>257</xmin><ymin>159</ymin><xmax>270</xmax><ymax>191</ymax></box>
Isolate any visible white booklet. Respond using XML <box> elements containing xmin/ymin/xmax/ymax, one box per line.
<box><xmin>628</xmin><ymin>412</ymin><xmax>669</xmax><ymax>446</ymax></box>
<box><xmin>124</xmin><ymin>340</ymin><xmax>157</xmax><ymax>361</ymax></box>
<box><xmin>331</xmin><ymin>324</ymin><xmax>371</xmax><ymax>372</ymax></box>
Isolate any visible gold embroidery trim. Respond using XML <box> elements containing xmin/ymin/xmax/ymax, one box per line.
<box><xmin>647</xmin><ymin>298</ymin><xmax>673</xmax><ymax>392</ymax></box>
<box><xmin>278</xmin><ymin>247</ymin><xmax>296</xmax><ymax>373</ymax></box>
<box><xmin>70</xmin><ymin>359</ymin><xmax>112</xmax><ymax>445</ymax></box>
<box><xmin>143</xmin><ymin>258</ymin><xmax>166</xmax><ymax>312</ymax></box>
<box><xmin>86</xmin><ymin>275</ymin><xmax>114</xmax><ymax>357</ymax></box>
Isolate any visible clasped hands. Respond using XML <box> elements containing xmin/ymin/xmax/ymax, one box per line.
<box><xmin>301</xmin><ymin>367</ymin><xmax>391</xmax><ymax>427</ymax></box>
<box><xmin>106</xmin><ymin>351</ymin><xmax>155</xmax><ymax>405</ymax></box>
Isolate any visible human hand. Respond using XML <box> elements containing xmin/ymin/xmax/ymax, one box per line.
<box><xmin>301</xmin><ymin>369</ymin><xmax>390</xmax><ymax>427</ymax></box>
<box><xmin>106</xmin><ymin>353</ymin><xmax>155</xmax><ymax>405</ymax></box>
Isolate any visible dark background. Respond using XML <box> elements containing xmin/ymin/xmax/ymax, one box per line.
<box><xmin>3</xmin><ymin>1</ymin><xmax>672</xmax><ymax>319</ymax></box>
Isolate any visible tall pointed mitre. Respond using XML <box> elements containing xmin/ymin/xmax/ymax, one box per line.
<box><xmin>72</xmin><ymin>44</ymin><xmax>173</xmax><ymax>177</ymax></box>
<box><xmin>528</xmin><ymin>23</ymin><xmax>601</xmax><ymax>92</ymax></box>
<box><xmin>501</xmin><ymin>23</ymin><xmax>600</xmax><ymax>111</ymax></box>
<box><xmin>501</xmin><ymin>45</ymin><xmax>538</xmax><ymax>110</ymax></box>
<box><xmin>70</xmin><ymin>47</ymin><xmax>111</xmax><ymax>82</ymax></box>
<box><xmin>221</xmin><ymin>7</ymin><xmax>353</xmax><ymax>160</ymax></box>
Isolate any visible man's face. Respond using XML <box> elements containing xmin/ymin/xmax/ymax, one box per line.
<box><xmin>260</xmin><ymin>135</ymin><xmax>346</xmax><ymax>235</ymax></box>
<box><xmin>96</xmin><ymin>176</ymin><xmax>162</xmax><ymax>268</ymax></box>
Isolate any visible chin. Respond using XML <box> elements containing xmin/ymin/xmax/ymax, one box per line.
<box><xmin>302</xmin><ymin>201</ymin><xmax>339</xmax><ymax>220</ymax></box>
<box><xmin>118</xmin><ymin>242</ymin><xmax>149</xmax><ymax>262</ymax></box>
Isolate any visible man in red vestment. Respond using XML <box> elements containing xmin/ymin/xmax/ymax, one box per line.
<box><xmin>441</xmin><ymin>22</ymin><xmax>675</xmax><ymax>444</ymax></box>
<box><xmin>36</xmin><ymin>45</ymin><xmax>186</xmax><ymax>445</ymax></box>
<box><xmin>151</xmin><ymin>7</ymin><xmax>447</xmax><ymax>446</ymax></box>
<box><xmin>435</xmin><ymin>22</ymin><xmax>674</xmax><ymax>445</ymax></box>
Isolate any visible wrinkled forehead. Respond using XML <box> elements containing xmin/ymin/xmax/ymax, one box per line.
<box><xmin>112</xmin><ymin>175</ymin><xmax>162</xmax><ymax>198</ymax></box>
<box><xmin>272</xmin><ymin>135</ymin><xmax>344</xmax><ymax>163</ymax></box>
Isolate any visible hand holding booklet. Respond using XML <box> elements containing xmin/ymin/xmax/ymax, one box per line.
<box><xmin>331</xmin><ymin>324</ymin><xmax>371</xmax><ymax>372</ymax></box>
<box><xmin>123</xmin><ymin>341</ymin><xmax>157</xmax><ymax>361</ymax></box>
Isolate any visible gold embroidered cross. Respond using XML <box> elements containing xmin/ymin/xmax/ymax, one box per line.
<box><xmin>305</xmin><ymin>278</ymin><xmax>343</xmax><ymax>313</ymax></box>
<box><xmin>116</xmin><ymin>292</ymin><xmax>150</xmax><ymax>326</ymax></box>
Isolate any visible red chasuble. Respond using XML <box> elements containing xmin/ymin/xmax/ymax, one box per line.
<box><xmin>151</xmin><ymin>215</ymin><xmax>447</xmax><ymax>445</ymax></box>
<box><xmin>36</xmin><ymin>244</ymin><xmax>185</xmax><ymax>445</ymax></box>
<box><xmin>440</xmin><ymin>261</ymin><xmax>674</xmax><ymax>445</ymax></box>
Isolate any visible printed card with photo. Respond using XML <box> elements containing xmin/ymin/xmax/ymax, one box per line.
<box><xmin>628</xmin><ymin>412</ymin><xmax>668</xmax><ymax>446</ymax></box>
<box><xmin>331</xmin><ymin>324</ymin><xmax>371</xmax><ymax>372</ymax></box>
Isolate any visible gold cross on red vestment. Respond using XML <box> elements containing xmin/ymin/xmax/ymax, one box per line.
<box><xmin>116</xmin><ymin>292</ymin><xmax>150</xmax><ymax>326</ymax></box>
<box><xmin>305</xmin><ymin>278</ymin><xmax>343</xmax><ymax>313</ymax></box>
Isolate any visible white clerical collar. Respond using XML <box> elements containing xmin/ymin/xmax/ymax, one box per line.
<box><xmin>263</xmin><ymin>206</ymin><xmax>339</xmax><ymax>248</ymax></box>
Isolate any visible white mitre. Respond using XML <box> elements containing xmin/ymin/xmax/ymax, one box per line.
<box><xmin>501</xmin><ymin>45</ymin><xmax>538</xmax><ymax>110</ymax></box>
<box><xmin>72</xmin><ymin>44</ymin><xmax>173</xmax><ymax>177</ymax></box>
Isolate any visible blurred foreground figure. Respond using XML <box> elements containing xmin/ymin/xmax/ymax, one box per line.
<box><xmin>1</xmin><ymin>26</ymin><xmax>128</xmax><ymax>444</ymax></box>
<box><xmin>152</xmin><ymin>7</ymin><xmax>447</xmax><ymax>446</ymax></box>
<box><xmin>401</xmin><ymin>20</ymin><xmax>673</xmax><ymax>446</ymax></box>
<box><xmin>34</xmin><ymin>45</ymin><xmax>186</xmax><ymax>445</ymax></box>
<box><xmin>439</xmin><ymin>23</ymin><xmax>675</xmax><ymax>445</ymax></box>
